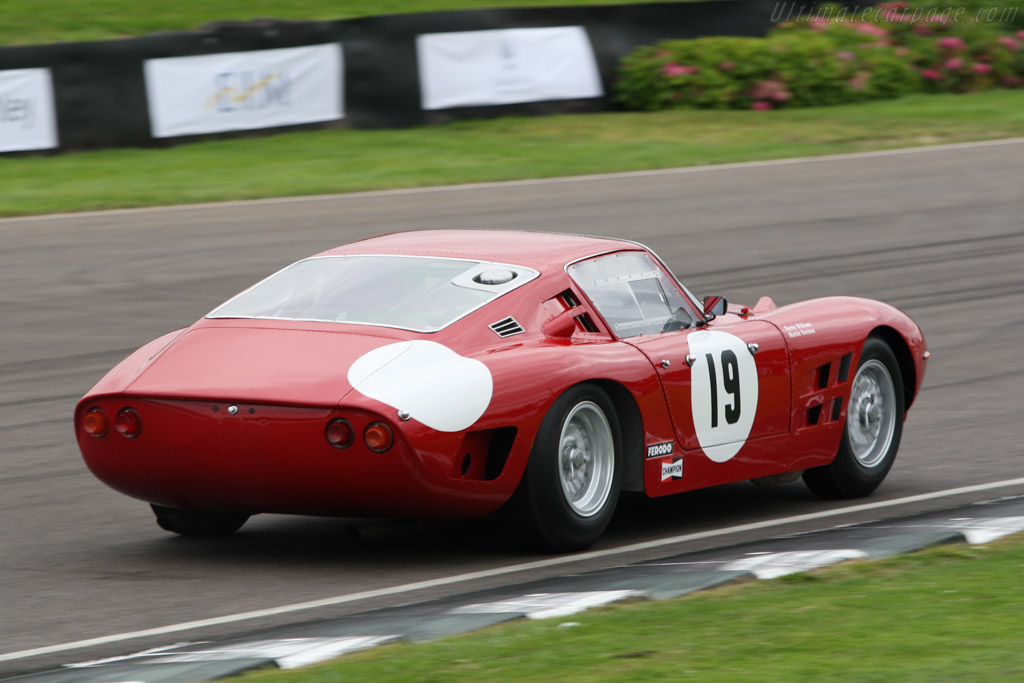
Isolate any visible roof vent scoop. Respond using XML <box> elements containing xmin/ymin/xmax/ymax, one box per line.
<box><xmin>489</xmin><ymin>316</ymin><xmax>525</xmax><ymax>338</ymax></box>
<box><xmin>474</xmin><ymin>269</ymin><xmax>517</xmax><ymax>285</ymax></box>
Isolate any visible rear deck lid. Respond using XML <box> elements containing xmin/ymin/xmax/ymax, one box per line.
<box><xmin>125</xmin><ymin>325</ymin><xmax>393</xmax><ymax>406</ymax></box>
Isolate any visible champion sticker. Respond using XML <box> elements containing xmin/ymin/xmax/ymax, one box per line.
<box><xmin>661</xmin><ymin>458</ymin><xmax>683</xmax><ymax>481</ymax></box>
<box><xmin>646</xmin><ymin>441</ymin><xmax>674</xmax><ymax>459</ymax></box>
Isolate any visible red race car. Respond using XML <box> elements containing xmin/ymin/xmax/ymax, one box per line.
<box><xmin>76</xmin><ymin>230</ymin><xmax>927</xmax><ymax>551</ymax></box>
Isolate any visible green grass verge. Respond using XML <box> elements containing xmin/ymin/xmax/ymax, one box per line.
<box><xmin>0</xmin><ymin>0</ymin><xmax>693</xmax><ymax>46</ymax></box>
<box><xmin>230</xmin><ymin>534</ymin><xmax>1024</xmax><ymax>682</ymax></box>
<box><xmin>3</xmin><ymin>90</ymin><xmax>1024</xmax><ymax>218</ymax></box>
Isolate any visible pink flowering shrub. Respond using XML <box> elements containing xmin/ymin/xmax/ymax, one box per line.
<box><xmin>997</xmin><ymin>36</ymin><xmax>1020</xmax><ymax>51</ymax></box>
<box><xmin>662</xmin><ymin>63</ymin><xmax>699</xmax><ymax>77</ymax></box>
<box><xmin>775</xmin><ymin>2</ymin><xmax>1024</xmax><ymax>94</ymax></box>
<box><xmin>936</xmin><ymin>36</ymin><xmax>968</xmax><ymax>52</ymax></box>
<box><xmin>616</xmin><ymin>32</ymin><xmax>917</xmax><ymax>111</ymax></box>
<box><xmin>615</xmin><ymin>1</ymin><xmax>1024</xmax><ymax>111</ymax></box>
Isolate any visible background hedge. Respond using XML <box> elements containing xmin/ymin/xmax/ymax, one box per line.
<box><xmin>615</xmin><ymin>1</ymin><xmax>1024</xmax><ymax>110</ymax></box>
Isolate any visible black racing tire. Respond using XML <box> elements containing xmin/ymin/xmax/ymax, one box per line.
<box><xmin>804</xmin><ymin>337</ymin><xmax>905</xmax><ymax>499</ymax></box>
<box><xmin>151</xmin><ymin>504</ymin><xmax>250</xmax><ymax>537</ymax></box>
<box><xmin>504</xmin><ymin>384</ymin><xmax>622</xmax><ymax>553</ymax></box>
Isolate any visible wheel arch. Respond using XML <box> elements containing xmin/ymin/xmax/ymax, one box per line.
<box><xmin>869</xmin><ymin>325</ymin><xmax>916</xmax><ymax>411</ymax></box>
<box><xmin>586</xmin><ymin>379</ymin><xmax>645</xmax><ymax>493</ymax></box>
<box><xmin>501</xmin><ymin>378</ymin><xmax>634</xmax><ymax>551</ymax></box>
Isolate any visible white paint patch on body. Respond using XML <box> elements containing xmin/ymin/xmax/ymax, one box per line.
<box><xmin>688</xmin><ymin>330</ymin><xmax>759</xmax><ymax>462</ymax></box>
<box><xmin>348</xmin><ymin>340</ymin><xmax>493</xmax><ymax>432</ymax></box>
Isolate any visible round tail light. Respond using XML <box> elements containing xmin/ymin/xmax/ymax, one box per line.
<box><xmin>364</xmin><ymin>422</ymin><xmax>394</xmax><ymax>453</ymax></box>
<box><xmin>325</xmin><ymin>418</ymin><xmax>355</xmax><ymax>449</ymax></box>
<box><xmin>83</xmin><ymin>408</ymin><xmax>109</xmax><ymax>438</ymax></box>
<box><xmin>115</xmin><ymin>408</ymin><xmax>142</xmax><ymax>438</ymax></box>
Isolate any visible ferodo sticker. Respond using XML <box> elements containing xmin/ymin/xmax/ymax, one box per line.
<box><xmin>688</xmin><ymin>330</ymin><xmax>759</xmax><ymax>463</ymax></box>
<box><xmin>661</xmin><ymin>458</ymin><xmax>683</xmax><ymax>481</ymax></box>
<box><xmin>646</xmin><ymin>441</ymin><xmax>674</xmax><ymax>458</ymax></box>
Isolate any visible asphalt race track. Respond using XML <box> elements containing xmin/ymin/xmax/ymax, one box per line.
<box><xmin>2</xmin><ymin>139</ymin><xmax>1023</xmax><ymax>676</ymax></box>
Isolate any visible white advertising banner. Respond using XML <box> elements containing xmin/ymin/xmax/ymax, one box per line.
<box><xmin>417</xmin><ymin>26</ymin><xmax>603</xmax><ymax>111</ymax></box>
<box><xmin>0</xmin><ymin>68</ymin><xmax>58</xmax><ymax>153</ymax></box>
<box><xmin>144</xmin><ymin>43</ymin><xmax>343</xmax><ymax>138</ymax></box>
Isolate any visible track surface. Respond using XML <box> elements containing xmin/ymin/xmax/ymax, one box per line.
<box><xmin>2</xmin><ymin>140</ymin><xmax>1023</xmax><ymax>674</ymax></box>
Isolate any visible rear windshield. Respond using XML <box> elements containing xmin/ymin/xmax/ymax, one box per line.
<box><xmin>208</xmin><ymin>255</ymin><xmax>538</xmax><ymax>332</ymax></box>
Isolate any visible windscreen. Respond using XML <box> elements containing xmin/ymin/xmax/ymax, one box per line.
<box><xmin>208</xmin><ymin>255</ymin><xmax>535</xmax><ymax>332</ymax></box>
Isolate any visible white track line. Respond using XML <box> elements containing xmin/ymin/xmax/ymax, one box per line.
<box><xmin>3</xmin><ymin>137</ymin><xmax>1023</xmax><ymax>225</ymax></box>
<box><xmin>3</xmin><ymin>476</ymin><xmax>1024</xmax><ymax>664</ymax></box>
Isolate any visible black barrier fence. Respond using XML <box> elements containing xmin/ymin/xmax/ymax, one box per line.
<box><xmin>0</xmin><ymin>1</ymin><xmax>814</xmax><ymax>154</ymax></box>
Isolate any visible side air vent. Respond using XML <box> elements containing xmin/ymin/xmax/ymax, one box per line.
<box><xmin>575</xmin><ymin>313</ymin><xmax>599</xmax><ymax>333</ymax></box>
<box><xmin>489</xmin><ymin>316</ymin><xmax>525</xmax><ymax>338</ymax></box>
<box><xmin>831</xmin><ymin>396</ymin><xmax>844</xmax><ymax>422</ymax></box>
<box><xmin>818</xmin><ymin>362</ymin><xmax>832</xmax><ymax>389</ymax></box>
<box><xmin>837</xmin><ymin>352</ymin><xmax>853</xmax><ymax>382</ymax></box>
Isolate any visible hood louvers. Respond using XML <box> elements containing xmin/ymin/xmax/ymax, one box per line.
<box><xmin>489</xmin><ymin>316</ymin><xmax>525</xmax><ymax>338</ymax></box>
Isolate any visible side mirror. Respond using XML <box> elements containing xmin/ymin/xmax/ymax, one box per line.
<box><xmin>703</xmin><ymin>295</ymin><xmax>728</xmax><ymax>317</ymax></box>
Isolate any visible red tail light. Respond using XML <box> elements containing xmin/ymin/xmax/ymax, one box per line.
<box><xmin>83</xmin><ymin>408</ymin><xmax>108</xmax><ymax>438</ymax></box>
<box><xmin>325</xmin><ymin>418</ymin><xmax>354</xmax><ymax>449</ymax></box>
<box><xmin>115</xmin><ymin>408</ymin><xmax>142</xmax><ymax>438</ymax></box>
<box><xmin>364</xmin><ymin>422</ymin><xmax>394</xmax><ymax>453</ymax></box>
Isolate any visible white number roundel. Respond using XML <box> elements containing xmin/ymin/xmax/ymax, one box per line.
<box><xmin>688</xmin><ymin>330</ymin><xmax>759</xmax><ymax>463</ymax></box>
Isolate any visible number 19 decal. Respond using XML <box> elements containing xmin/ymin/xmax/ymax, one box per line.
<box><xmin>705</xmin><ymin>349</ymin><xmax>741</xmax><ymax>428</ymax></box>
<box><xmin>689</xmin><ymin>331</ymin><xmax>759</xmax><ymax>463</ymax></box>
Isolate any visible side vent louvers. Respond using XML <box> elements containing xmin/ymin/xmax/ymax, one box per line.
<box><xmin>489</xmin><ymin>316</ymin><xmax>525</xmax><ymax>338</ymax></box>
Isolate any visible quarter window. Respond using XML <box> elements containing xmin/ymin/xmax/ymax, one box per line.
<box><xmin>567</xmin><ymin>251</ymin><xmax>693</xmax><ymax>338</ymax></box>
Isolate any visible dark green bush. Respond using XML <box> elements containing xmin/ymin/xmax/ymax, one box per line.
<box><xmin>615</xmin><ymin>1</ymin><xmax>1024</xmax><ymax>111</ymax></box>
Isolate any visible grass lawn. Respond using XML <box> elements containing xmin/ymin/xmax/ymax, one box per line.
<box><xmin>0</xmin><ymin>0</ymin><xmax>692</xmax><ymax>45</ymax></box>
<box><xmin>2</xmin><ymin>90</ymin><xmax>1024</xmax><ymax>218</ymax></box>
<box><xmin>229</xmin><ymin>534</ymin><xmax>1024</xmax><ymax>681</ymax></box>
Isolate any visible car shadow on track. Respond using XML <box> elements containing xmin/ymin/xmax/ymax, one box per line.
<box><xmin>126</xmin><ymin>481</ymin><xmax>823</xmax><ymax>569</ymax></box>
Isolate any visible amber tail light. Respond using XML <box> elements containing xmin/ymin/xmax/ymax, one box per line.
<box><xmin>364</xmin><ymin>422</ymin><xmax>394</xmax><ymax>453</ymax></box>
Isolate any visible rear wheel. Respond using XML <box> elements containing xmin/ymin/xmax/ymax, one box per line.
<box><xmin>504</xmin><ymin>384</ymin><xmax>622</xmax><ymax>552</ymax></box>
<box><xmin>151</xmin><ymin>504</ymin><xmax>250</xmax><ymax>537</ymax></box>
<box><xmin>804</xmin><ymin>337</ymin><xmax>904</xmax><ymax>498</ymax></box>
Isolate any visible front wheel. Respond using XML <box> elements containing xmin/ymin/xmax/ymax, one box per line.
<box><xmin>504</xmin><ymin>384</ymin><xmax>622</xmax><ymax>552</ymax></box>
<box><xmin>804</xmin><ymin>337</ymin><xmax>905</xmax><ymax>498</ymax></box>
<box><xmin>151</xmin><ymin>504</ymin><xmax>250</xmax><ymax>537</ymax></box>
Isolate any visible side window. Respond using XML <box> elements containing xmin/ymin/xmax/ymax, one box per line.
<box><xmin>567</xmin><ymin>251</ymin><xmax>694</xmax><ymax>338</ymax></box>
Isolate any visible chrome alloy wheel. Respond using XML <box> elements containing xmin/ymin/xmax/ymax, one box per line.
<box><xmin>847</xmin><ymin>359</ymin><xmax>897</xmax><ymax>468</ymax></box>
<box><xmin>558</xmin><ymin>401</ymin><xmax>615</xmax><ymax>517</ymax></box>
